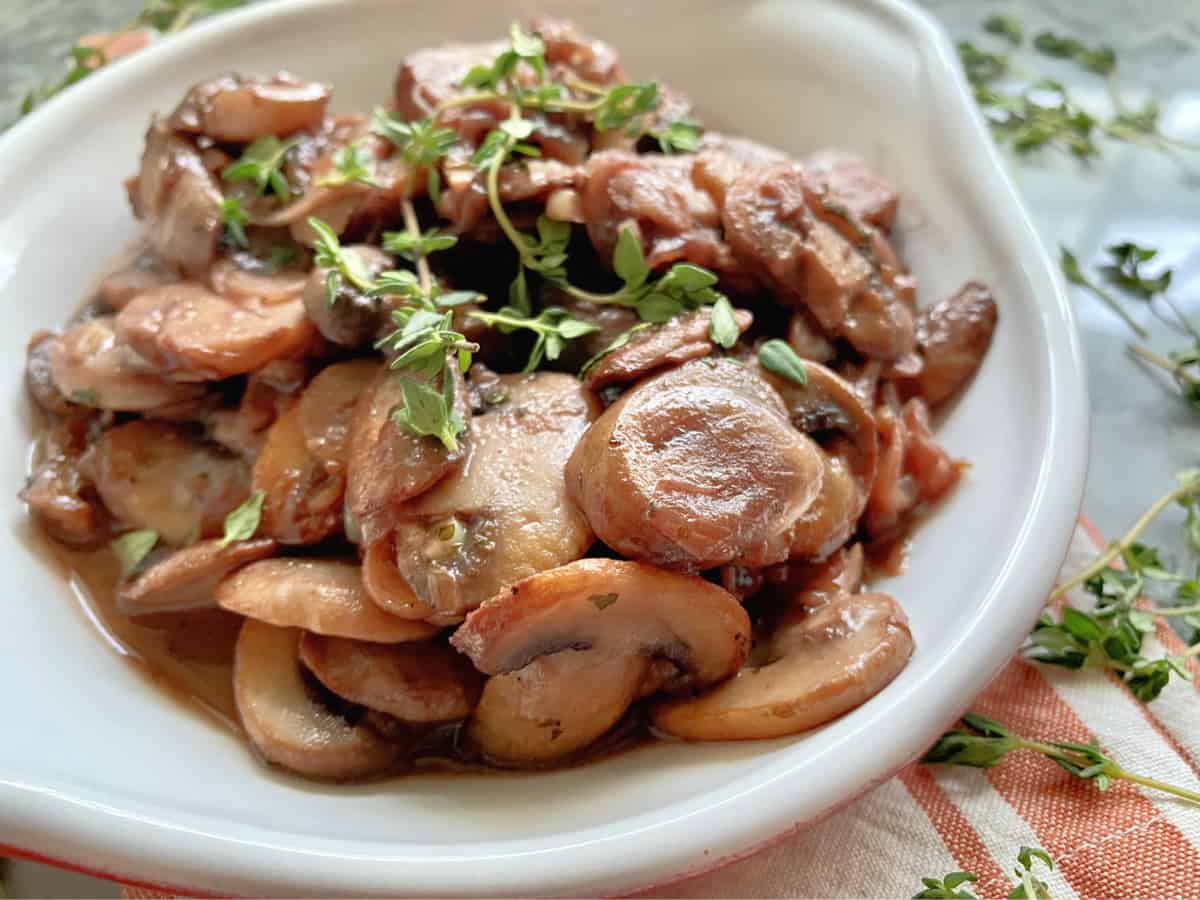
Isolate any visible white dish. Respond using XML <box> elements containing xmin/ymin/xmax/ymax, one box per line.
<box><xmin>0</xmin><ymin>0</ymin><xmax>1088</xmax><ymax>895</ymax></box>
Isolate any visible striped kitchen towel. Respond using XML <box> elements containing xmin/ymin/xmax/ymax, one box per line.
<box><xmin>120</xmin><ymin>519</ymin><xmax>1200</xmax><ymax>899</ymax></box>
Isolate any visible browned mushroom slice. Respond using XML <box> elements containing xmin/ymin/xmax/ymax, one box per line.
<box><xmin>116</xmin><ymin>284</ymin><xmax>316</xmax><ymax>381</ymax></box>
<box><xmin>581</xmin><ymin>151</ymin><xmax>743</xmax><ymax>277</ymax></box>
<box><xmin>297</xmin><ymin>359</ymin><xmax>380</xmax><ymax>468</ymax></box>
<box><xmin>218</xmin><ymin>558</ymin><xmax>439</xmax><ymax>642</ymax></box>
<box><xmin>767</xmin><ymin>360</ymin><xmax>878</xmax><ymax>559</ymax></box>
<box><xmin>234</xmin><ymin>619</ymin><xmax>402</xmax><ymax>779</ymax></box>
<box><xmin>299</xmin><ymin>634</ymin><xmax>480</xmax><ymax>723</ymax></box>
<box><xmin>21</xmin><ymin>417</ymin><xmax>111</xmax><ymax>549</ymax></box>
<box><xmin>452</xmin><ymin>558</ymin><xmax>750</xmax><ymax>689</ymax></box>
<box><xmin>301</xmin><ymin>245</ymin><xmax>392</xmax><ymax>347</ymax></box>
<box><xmin>97</xmin><ymin>244</ymin><xmax>180</xmax><ymax>309</ymax></box>
<box><xmin>48</xmin><ymin>318</ymin><xmax>207</xmax><ymax>412</ymax></box>
<box><xmin>566</xmin><ymin>358</ymin><xmax>824</xmax><ymax>571</ymax></box>
<box><xmin>786</xmin><ymin>309</ymin><xmax>836</xmax><ymax>364</ymax></box>
<box><xmin>804</xmin><ymin>150</ymin><xmax>899</xmax><ymax>233</ymax></box>
<box><xmin>865</xmin><ymin>394</ymin><xmax>963</xmax><ymax>541</ymax></box>
<box><xmin>761</xmin><ymin>543</ymin><xmax>865</xmax><ymax>613</ymax></box>
<box><xmin>209</xmin><ymin>368</ymin><xmax>297</xmax><ymax>460</ymax></box>
<box><xmin>582</xmin><ymin>307</ymin><xmax>753</xmax><ymax>390</ymax></box>
<box><xmin>345</xmin><ymin>366</ymin><xmax>470</xmax><ymax>543</ymax></box>
<box><xmin>902</xmin><ymin>281</ymin><xmax>998</xmax><ymax>408</ymax></box>
<box><xmin>119</xmin><ymin>537</ymin><xmax>278</xmax><ymax>617</ymax></box>
<box><xmin>469</xmin><ymin>650</ymin><xmax>659</xmax><ymax>766</ymax></box>
<box><xmin>532</xmin><ymin>17</ymin><xmax>623</xmax><ymax>84</ymax></box>
<box><xmin>651</xmin><ymin>592</ymin><xmax>913</xmax><ymax>740</ymax></box>
<box><xmin>252</xmin><ymin>399</ymin><xmax>344</xmax><ymax>545</ymax></box>
<box><xmin>26</xmin><ymin>331</ymin><xmax>75</xmax><ymax>415</ymax></box>
<box><xmin>722</xmin><ymin>162</ymin><xmax>914</xmax><ymax>360</ymax></box>
<box><xmin>170</xmin><ymin>73</ymin><xmax>331</xmax><ymax>143</ymax></box>
<box><xmin>384</xmin><ymin>373</ymin><xmax>599</xmax><ymax>625</ymax></box>
<box><xmin>79</xmin><ymin>420</ymin><xmax>250</xmax><ymax>545</ymax></box>
<box><xmin>209</xmin><ymin>257</ymin><xmax>309</xmax><ymax>305</ymax></box>
<box><xmin>130</xmin><ymin>122</ymin><xmax>223</xmax><ymax>278</ymax></box>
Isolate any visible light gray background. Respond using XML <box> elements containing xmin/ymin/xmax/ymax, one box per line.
<box><xmin>2</xmin><ymin>0</ymin><xmax>1197</xmax><ymax>895</ymax></box>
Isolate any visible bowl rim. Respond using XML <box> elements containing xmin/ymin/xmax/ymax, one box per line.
<box><xmin>0</xmin><ymin>0</ymin><xmax>1090</xmax><ymax>895</ymax></box>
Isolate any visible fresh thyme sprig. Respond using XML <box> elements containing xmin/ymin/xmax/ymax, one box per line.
<box><xmin>441</xmin><ymin>24</ymin><xmax>697</xmax><ymax>150</ymax></box>
<box><xmin>372</xmin><ymin>109</ymin><xmax>458</xmax><ymax>205</ymax></box>
<box><xmin>315</xmin><ymin>139</ymin><xmax>378</xmax><ymax>189</ymax></box>
<box><xmin>467</xmin><ymin>306</ymin><xmax>599</xmax><ymax>372</ymax></box>
<box><xmin>1128</xmin><ymin>342</ymin><xmax>1200</xmax><ymax>411</ymax></box>
<box><xmin>924</xmin><ymin>712</ymin><xmax>1200</xmax><ymax>805</ymax></box>
<box><xmin>219</xmin><ymin>197</ymin><xmax>251</xmax><ymax>249</ymax></box>
<box><xmin>112</xmin><ymin>529</ymin><xmax>159</xmax><ymax>578</ymax></box>
<box><xmin>219</xmin><ymin>491</ymin><xmax>264</xmax><ymax>548</ymax></box>
<box><xmin>15</xmin><ymin>0</ymin><xmax>245</xmax><ymax>120</ymax></box>
<box><xmin>960</xmin><ymin>15</ymin><xmax>1200</xmax><ymax>165</ymax></box>
<box><xmin>1059</xmin><ymin>246</ymin><xmax>1147</xmax><ymax>338</ymax></box>
<box><xmin>308</xmin><ymin>217</ymin><xmax>375</xmax><ymax>304</ymax></box>
<box><xmin>1101</xmin><ymin>241</ymin><xmax>1196</xmax><ymax>339</ymax></box>
<box><xmin>915</xmin><ymin>847</ymin><xmax>1055</xmax><ymax>900</ymax></box>
<box><xmin>222</xmin><ymin>135</ymin><xmax>302</xmax><ymax>199</ymax></box>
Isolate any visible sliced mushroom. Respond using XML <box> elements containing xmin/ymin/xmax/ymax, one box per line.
<box><xmin>451</xmin><ymin>558</ymin><xmax>750</xmax><ymax>689</ymax></box>
<box><xmin>721</xmin><ymin>162</ymin><xmax>914</xmax><ymax>360</ymax></box>
<box><xmin>26</xmin><ymin>331</ymin><xmax>75</xmax><ymax>415</ymax></box>
<box><xmin>97</xmin><ymin>243</ymin><xmax>181</xmax><ymax>309</ymax></box>
<box><xmin>302</xmin><ymin>245</ymin><xmax>393</xmax><ymax>347</ymax></box>
<box><xmin>234</xmin><ymin>619</ymin><xmax>402</xmax><ymax>779</ymax></box>
<box><xmin>79</xmin><ymin>420</ymin><xmax>250</xmax><ymax>545</ymax></box>
<box><xmin>209</xmin><ymin>257</ymin><xmax>309</xmax><ymax>305</ymax></box>
<box><xmin>170</xmin><ymin>73</ymin><xmax>331</xmax><ymax>143</ymax></box>
<box><xmin>20</xmin><ymin>416</ymin><xmax>111</xmax><ymax>549</ymax></box>
<box><xmin>217</xmin><ymin>558</ymin><xmax>439</xmax><ymax>642</ymax></box>
<box><xmin>209</xmin><ymin>369</ymin><xmax>296</xmax><ymax>460</ymax></box>
<box><xmin>469</xmin><ymin>649</ymin><xmax>664</xmax><ymax>766</ymax></box>
<box><xmin>130</xmin><ymin>121</ymin><xmax>223</xmax><ymax>278</ymax></box>
<box><xmin>566</xmin><ymin>358</ymin><xmax>824</xmax><ymax>571</ymax></box>
<box><xmin>902</xmin><ymin>281</ymin><xmax>998</xmax><ymax>408</ymax></box>
<box><xmin>252</xmin><ymin>399</ymin><xmax>344</xmax><ymax>545</ymax></box>
<box><xmin>118</xmin><ymin>537</ymin><xmax>278</xmax><ymax>617</ymax></box>
<box><xmin>345</xmin><ymin>365</ymin><xmax>470</xmax><ymax>543</ymax></box>
<box><xmin>761</xmin><ymin>543</ymin><xmax>865</xmax><ymax>613</ymax></box>
<box><xmin>804</xmin><ymin>150</ymin><xmax>899</xmax><ymax>233</ymax></box>
<box><xmin>297</xmin><ymin>359</ymin><xmax>380</xmax><ymax>468</ymax></box>
<box><xmin>299</xmin><ymin>634</ymin><xmax>481</xmax><ymax>723</ymax></box>
<box><xmin>582</xmin><ymin>307</ymin><xmax>753</xmax><ymax>390</ymax></box>
<box><xmin>651</xmin><ymin>592</ymin><xmax>913</xmax><ymax>740</ymax></box>
<box><xmin>380</xmin><ymin>373</ymin><xmax>599</xmax><ymax>624</ymax></box>
<box><xmin>786</xmin><ymin>309</ymin><xmax>836</xmax><ymax>364</ymax></box>
<box><xmin>740</xmin><ymin>361</ymin><xmax>879</xmax><ymax>565</ymax></box>
<box><xmin>48</xmin><ymin>318</ymin><xmax>207</xmax><ymax>412</ymax></box>
<box><xmin>116</xmin><ymin>283</ymin><xmax>316</xmax><ymax>381</ymax></box>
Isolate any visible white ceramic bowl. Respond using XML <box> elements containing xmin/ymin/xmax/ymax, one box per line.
<box><xmin>0</xmin><ymin>0</ymin><xmax>1088</xmax><ymax>895</ymax></box>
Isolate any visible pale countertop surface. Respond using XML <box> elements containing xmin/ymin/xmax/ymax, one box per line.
<box><xmin>3</xmin><ymin>0</ymin><xmax>1198</xmax><ymax>896</ymax></box>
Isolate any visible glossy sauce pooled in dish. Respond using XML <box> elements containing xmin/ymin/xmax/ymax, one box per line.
<box><xmin>20</xmin><ymin>18</ymin><xmax>996</xmax><ymax>781</ymax></box>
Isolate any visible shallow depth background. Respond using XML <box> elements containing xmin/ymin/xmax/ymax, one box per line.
<box><xmin>2</xmin><ymin>0</ymin><xmax>1198</xmax><ymax>895</ymax></box>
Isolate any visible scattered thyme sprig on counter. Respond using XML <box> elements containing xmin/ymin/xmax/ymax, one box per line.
<box><xmin>924</xmin><ymin>713</ymin><xmax>1200</xmax><ymax>806</ymax></box>
<box><xmin>915</xmin><ymin>846</ymin><xmax>1055</xmax><ymax>900</ymax></box>
<box><xmin>15</xmin><ymin>1</ymin><xmax>246</xmax><ymax>121</ymax></box>
<box><xmin>958</xmin><ymin>14</ymin><xmax>1200</xmax><ymax>163</ymax></box>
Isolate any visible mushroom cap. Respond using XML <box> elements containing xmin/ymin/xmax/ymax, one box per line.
<box><xmin>234</xmin><ymin>619</ymin><xmax>402</xmax><ymax>779</ymax></box>
<box><xmin>297</xmin><ymin>358</ymin><xmax>380</xmax><ymax>468</ymax></box>
<box><xmin>119</xmin><ymin>537</ymin><xmax>277</xmax><ymax>616</ymax></box>
<box><xmin>469</xmin><ymin>649</ymin><xmax>655</xmax><ymax>766</ymax></box>
<box><xmin>567</xmin><ymin>358</ymin><xmax>824</xmax><ymax>571</ymax></box>
<box><xmin>299</xmin><ymin>634</ymin><xmax>482</xmax><ymax>723</ymax></box>
<box><xmin>386</xmin><ymin>372</ymin><xmax>599</xmax><ymax>625</ymax></box>
<box><xmin>217</xmin><ymin>558</ymin><xmax>439</xmax><ymax>643</ymax></box>
<box><xmin>80</xmin><ymin>420</ymin><xmax>251</xmax><ymax>546</ymax></box>
<box><xmin>451</xmin><ymin>558</ymin><xmax>750</xmax><ymax>687</ymax></box>
<box><xmin>650</xmin><ymin>592</ymin><xmax>912</xmax><ymax>740</ymax></box>
<box><xmin>253</xmin><ymin>398</ymin><xmax>345</xmax><ymax>545</ymax></box>
<box><xmin>345</xmin><ymin>365</ymin><xmax>470</xmax><ymax>543</ymax></box>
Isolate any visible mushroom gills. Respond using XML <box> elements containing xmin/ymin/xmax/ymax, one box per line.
<box><xmin>650</xmin><ymin>592</ymin><xmax>913</xmax><ymax>741</ymax></box>
<box><xmin>234</xmin><ymin>619</ymin><xmax>403</xmax><ymax>779</ymax></box>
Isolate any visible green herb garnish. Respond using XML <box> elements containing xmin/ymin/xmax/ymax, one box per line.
<box><xmin>758</xmin><ymin>339</ymin><xmax>809</xmax><ymax>386</ymax></box>
<box><xmin>219</xmin><ymin>196</ymin><xmax>251</xmax><ymax>249</ymax></box>
<box><xmin>221</xmin><ymin>135</ymin><xmax>302</xmax><ymax>199</ymax></box>
<box><xmin>218</xmin><ymin>490</ymin><xmax>265</xmax><ymax>548</ymax></box>
<box><xmin>113</xmin><ymin>529</ymin><xmax>159</xmax><ymax>578</ymax></box>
